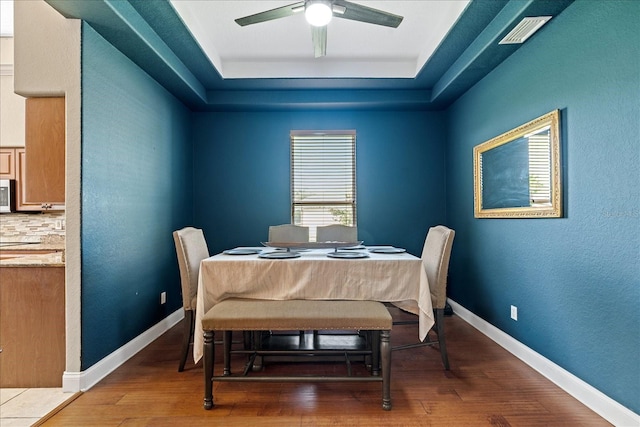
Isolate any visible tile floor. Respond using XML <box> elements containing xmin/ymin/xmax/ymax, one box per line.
<box><xmin>0</xmin><ymin>388</ymin><xmax>76</xmax><ymax>426</ymax></box>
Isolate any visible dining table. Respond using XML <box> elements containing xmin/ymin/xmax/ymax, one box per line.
<box><xmin>193</xmin><ymin>245</ymin><xmax>433</xmax><ymax>362</ymax></box>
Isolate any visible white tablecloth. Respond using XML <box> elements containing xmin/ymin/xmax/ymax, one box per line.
<box><xmin>194</xmin><ymin>248</ymin><xmax>433</xmax><ymax>362</ymax></box>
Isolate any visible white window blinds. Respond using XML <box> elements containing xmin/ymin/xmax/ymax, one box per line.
<box><xmin>528</xmin><ymin>126</ymin><xmax>552</xmax><ymax>205</ymax></box>
<box><xmin>291</xmin><ymin>131</ymin><xmax>356</xmax><ymax>239</ymax></box>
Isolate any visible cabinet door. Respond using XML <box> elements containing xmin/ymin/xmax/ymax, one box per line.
<box><xmin>24</xmin><ymin>97</ymin><xmax>65</xmax><ymax>205</ymax></box>
<box><xmin>16</xmin><ymin>149</ymin><xmax>60</xmax><ymax>211</ymax></box>
<box><xmin>0</xmin><ymin>267</ymin><xmax>66</xmax><ymax>388</ymax></box>
<box><xmin>0</xmin><ymin>148</ymin><xmax>16</xmax><ymax>179</ymax></box>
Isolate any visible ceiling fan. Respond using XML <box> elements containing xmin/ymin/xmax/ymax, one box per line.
<box><xmin>235</xmin><ymin>0</ymin><xmax>403</xmax><ymax>58</ymax></box>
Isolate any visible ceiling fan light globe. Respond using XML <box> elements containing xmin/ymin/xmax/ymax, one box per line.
<box><xmin>305</xmin><ymin>2</ymin><xmax>333</xmax><ymax>27</ymax></box>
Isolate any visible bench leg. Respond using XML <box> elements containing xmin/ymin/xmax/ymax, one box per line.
<box><xmin>203</xmin><ymin>330</ymin><xmax>214</xmax><ymax>410</ymax></box>
<box><xmin>381</xmin><ymin>329</ymin><xmax>392</xmax><ymax>411</ymax></box>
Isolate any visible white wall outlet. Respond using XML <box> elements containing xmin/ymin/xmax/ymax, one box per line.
<box><xmin>160</xmin><ymin>292</ymin><xmax>167</xmax><ymax>305</ymax></box>
<box><xmin>510</xmin><ymin>305</ymin><xmax>518</xmax><ymax>321</ymax></box>
<box><xmin>55</xmin><ymin>220</ymin><xmax>63</xmax><ymax>230</ymax></box>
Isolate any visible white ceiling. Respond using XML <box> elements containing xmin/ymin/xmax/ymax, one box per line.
<box><xmin>169</xmin><ymin>0</ymin><xmax>470</xmax><ymax>79</ymax></box>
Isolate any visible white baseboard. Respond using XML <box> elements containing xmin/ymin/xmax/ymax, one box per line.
<box><xmin>62</xmin><ymin>309</ymin><xmax>184</xmax><ymax>393</ymax></box>
<box><xmin>448</xmin><ymin>299</ymin><xmax>639</xmax><ymax>427</ymax></box>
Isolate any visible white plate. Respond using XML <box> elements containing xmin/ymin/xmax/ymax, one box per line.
<box><xmin>259</xmin><ymin>251</ymin><xmax>301</xmax><ymax>259</ymax></box>
<box><xmin>369</xmin><ymin>247</ymin><xmax>406</xmax><ymax>254</ymax></box>
<box><xmin>326</xmin><ymin>251</ymin><xmax>370</xmax><ymax>259</ymax></box>
<box><xmin>223</xmin><ymin>248</ymin><xmax>261</xmax><ymax>255</ymax></box>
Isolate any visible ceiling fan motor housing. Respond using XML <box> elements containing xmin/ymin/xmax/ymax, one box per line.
<box><xmin>305</xmin><ymin>1</ymin><xmax>334</xmax><ymax>27</ymax></box>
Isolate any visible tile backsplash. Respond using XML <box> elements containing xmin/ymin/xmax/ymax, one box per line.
<box><xmin>0</xmin><ymin>212</ymin><xmax>66</xmax><ymax>242</ymax></box>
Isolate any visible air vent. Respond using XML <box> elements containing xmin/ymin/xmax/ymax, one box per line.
<box><xmin>499</xmin><ymin>16</ymin><xmax>552</xmax><ymax>45</ymax></box>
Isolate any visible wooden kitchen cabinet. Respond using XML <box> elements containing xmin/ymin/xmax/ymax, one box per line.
<box><xmin>1</xmin><ymin>148</ymin><xmax>64</xmax><ymax>211</ymax></box>
<box><xmin>0</xmin><ymin>148</ymin><xmax>16</xmax><ymax>179</ymax></box>
<box><xmin>0</xmin><ymin>266</ymin><xmax>65</xmax><ymax>387</ymax></box>
<box><xmin>0</xmin><ymin>97</ymin><xmax>65</xmax><ymax>211</ymax></box>
<box><xmin>24</xmin><ymin>97</ymin><xmax>65</xmax><ymax>209</ymax></box>
<box><xmin>16</xmin><ymin>148</ymin><xmax>65</xmax><ymax>211</ymax></box>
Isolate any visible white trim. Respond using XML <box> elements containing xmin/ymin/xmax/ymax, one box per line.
<box><xmin>448</xmin><ymin>299</ymin><xmax>639</xmax><ymax>427</ymax></box>
<box><xmin>62</xmin><ymin>309</ymin><xmax>184</xmax><ymax>392</ymax></box>
<box><xmin>0</xmin><ymin>63</ymin><xmax>13</xmax><ymax>75</ymax></box>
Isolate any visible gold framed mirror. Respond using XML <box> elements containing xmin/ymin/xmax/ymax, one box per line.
<box><xmin>473</xmin><ymin>110</ymin><xmax>562</xmax><ymax>218</ymax></box>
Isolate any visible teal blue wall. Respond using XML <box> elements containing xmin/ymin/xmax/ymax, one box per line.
<box><xmin>75</xmin><ymin>0</ymin><xmax>638</xmax><ymax>414</ymax></box>
<box><xmin>81</xmin><ymin>24</ymin><xmax>194</xmax><ymax>369</ymax></box>
<box><xmin>191</xmin><ymin>110</ymin><xmax>447</xmax><ymax>256</ymax></box>
<box><xmin>445</xmin><ymin>0</ymin><xmax>639</xmax><ymax>412</ymax></box>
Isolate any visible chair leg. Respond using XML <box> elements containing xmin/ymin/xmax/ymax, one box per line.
<box><xmin>435</xmin><ymin>308</ymin><xmax>449</xmax><ymax>370</ymax></box>
<box><xmin>203</xmin><ymin>330</ymin><xmax>214</xmax><ymax>410</ymax></box>
<box><xmin>390</xmin><ymin>308</ymin><xmax>450</xmax><ymax>370</ymax></box>
<box><xmin>179</xmin><ymin>309</ymin><xmax>194</xmax><ymax>372</ymax></box>
<box><xmin>371</xmin><ymin>331</ymin><xmax>381</xmax><ymax>376</ymax></box>
<box><xmin>223</xmin><ymin>330</ymin><xmax>232</xmax><ymax>376</ymax></box>
<box><xmin>243</xmin><ymin>330</ymin><xmax>252</xmax><ymax>350</ymax></box>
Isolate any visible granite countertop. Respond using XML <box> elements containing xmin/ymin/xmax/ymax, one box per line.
<box><xmin>0</xmin><ymin>242</ymin><xmax>65</xmax><ymax>251</ymax></box>
<box><xmin>0</xmin><ymin>238</ymin><xmax>65</xmax><ymax>267</ymax></box>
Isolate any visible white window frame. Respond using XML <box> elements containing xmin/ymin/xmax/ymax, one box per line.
<box><xmin>290</xmin><ymin>131</ymin><xmax>356</xmax><ymax>241</ymax></box>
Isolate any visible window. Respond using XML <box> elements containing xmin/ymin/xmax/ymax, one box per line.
<box><xmin>291</xmin><ymin>131</ymin><xmax>356</xmax><ymax>241</ymax></box>
<box><xmin>528</xmin><ymin>126</ymin><xmax>552</xmax><ymax>205</ymax></box>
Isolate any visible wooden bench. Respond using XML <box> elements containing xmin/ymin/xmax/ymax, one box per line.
<box><xmin>202</xmin><ymin>299</ymin><xmax>392</xmax><ymax>410</ymax></box>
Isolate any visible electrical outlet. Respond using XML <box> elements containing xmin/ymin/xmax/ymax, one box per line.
<box><xmin>55</xmin><ymin>220</ymin><xmax>63</xmax><ymax>230</ymax></box>
<box><xmin>510</xmin><ymin>305</ymin><xmax>518</xmax><ymax>321</ymax></box>
<box><xmin>160</xmin><ymin>292</ymin><xmax>167</xmax><ymax>305</ymax></box>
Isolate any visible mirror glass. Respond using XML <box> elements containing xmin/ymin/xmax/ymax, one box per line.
<box><xmin>474</xmin><ymin>110</ymin><xmax>562</xmax><ymax>218</ymax></box>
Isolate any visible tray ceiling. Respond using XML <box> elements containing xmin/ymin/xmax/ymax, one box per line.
<box><xmin>169</xmin><ymin>1</ymin><xmax>470</xmax><ymax>79</ymax></box>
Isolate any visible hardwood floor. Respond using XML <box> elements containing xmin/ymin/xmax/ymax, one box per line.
<box><xmin>42</xmin><ymin>310</ymin><xmax>610</xmax><ymax>426</ymax></box>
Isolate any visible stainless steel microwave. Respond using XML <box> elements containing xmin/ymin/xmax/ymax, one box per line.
<box><xmin>0</xmin><ymin>179</ymin><xmax>16</xmax><ymax>213</ymax></box>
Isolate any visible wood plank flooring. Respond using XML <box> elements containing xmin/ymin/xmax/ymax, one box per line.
<box><xmin>41</xmin><ymin>309</ymin><xmax>610</xmax><ymax>426</ymax></box>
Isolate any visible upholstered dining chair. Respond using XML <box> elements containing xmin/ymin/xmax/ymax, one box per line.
<box><xmin>392</xmin><ymin>225</ymin><xmax>455</xmax><ymax>370</ymax></box>
<box><xmin>268</xmin><ymin>224</ymin><xmax>309</xmax><ymax>242</ymax></box>
<box><xmin>268</xmin><ymin>224</ymin><xmax>309</xmax><ymax>338</ymax></box>
<box><xmin>173</xmin><ymin>227</ymin><xmax>210</xmax><ymax>372</ymax></box>
<box><xmin>316</xmin><ymin>224</ymin><xmax>358</xmax><ymax>242</ymax></box>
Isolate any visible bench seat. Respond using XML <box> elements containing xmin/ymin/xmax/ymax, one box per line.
<box><xmin>202</xmin><ymin>299</ymin><xmax>392</xmax><ymax>411</ymax></box>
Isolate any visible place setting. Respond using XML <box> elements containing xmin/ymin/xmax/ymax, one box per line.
<box><xmin>221</xmin><ymin>246</ymin><xmax>304</xmax><ymax>258</ymax></box>
<box><xmin>258</xmin><ymin>240</ymin><xmax>369</xmax><ymax>259</ymax></box>
<box><xmin>326</xmin><ymin>250</ymin><xmax>369</xmax><ymax>259</ymax></box>
<box><xmin>367</xmin><ymin>246</ymin><xmax>407</xmax><ymax>254</ymax></box>
<box><xmin>223</xmin><ymin>248</ymin><xmax>262</xmax><ymax>255</ymax></box>
<box><xmin>258</xmin><ymin>251</ymin><xmax>302</xmax><ymax>259</ymax></box>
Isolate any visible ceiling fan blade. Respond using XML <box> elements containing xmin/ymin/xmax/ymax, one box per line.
<box><xmin>235</xmin><ymin>1</ymin><xmax>305</xmax><ymax>26</ymax></box>
<box><xmin>333</xmin><ymin>0</ymin><xmax>403</xmax><ymax>28</ymax></box>
<box><xmin>311</xmin><ymin>25</ymin><xmax>327</xmax><ymax>58</ymax></box>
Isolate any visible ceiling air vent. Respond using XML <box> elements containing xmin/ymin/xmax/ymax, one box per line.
<box><xmin>499</xmin><ymin>16</ymin><xmax>552</xmax><ymax>45</ymax></box>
